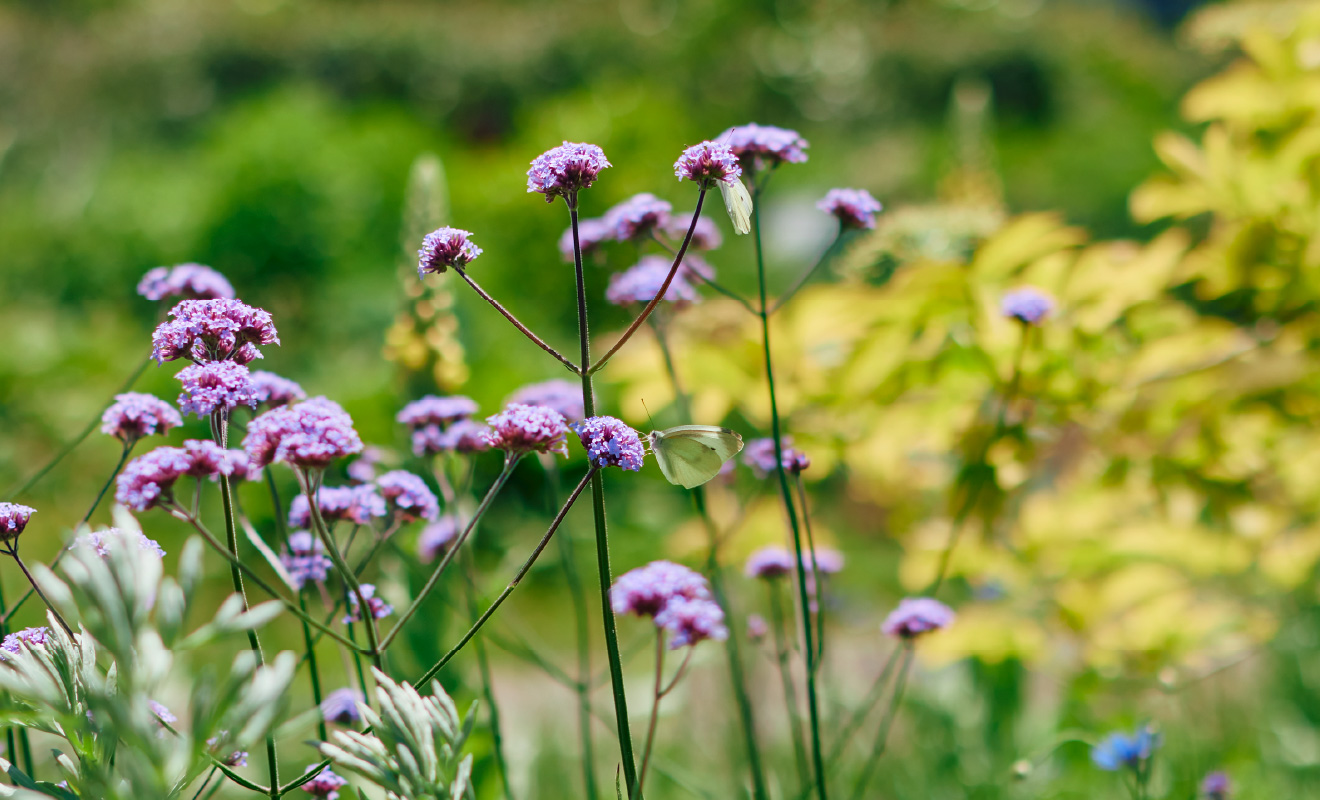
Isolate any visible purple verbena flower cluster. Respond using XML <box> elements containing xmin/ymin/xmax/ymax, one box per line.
<box><xmin>100</xmin><ymin>393</ymin><xmax>183</xmax><ymax>444</ymax></box>
<box><xmin>508</xmin><ymin>379</ymin><xmax>586</xmax><ymax>423</ymax></box>
<box><xmin>281</xmin><ymin>531</ymin><xmax>332</xmax><ymax>590</ymax></box>
<box><xmin>300</xmin><ymin>765</ymin><xmax>348</xmax><ymax>799</ymax></box>
<box><xmin>288</xmin><ymin>485</ymin><xmax>387</xmax><ymax>529</ymax></box>
<box><xmin>527</xmin><ymin>142</ymin><xmax>612</xmax><ymax>202</ymax></box>
<box><xmin>674</xmin><ymin>141</ymin><xmax>742</xmax><ymax>185</ymax></box>
<box><xmin>1201</xmin><ymin>771</ymin><xmax>1232</xmax><ymax>800</ymax></box>
<box><xmin>817</xmin><ymin>188</ymin><xmax>883</xmax><ymax>230</ymax></box>
<box><xmin>418</xmin><ymin>227</ymin><xmax>483</xmax><ymax>277</ymax></box>
<box><xmin>743</xmin><ymin>437</ymin><xmax>811</xmax><ymax>477</ymax></box>
<box><xmin>669</xmin><ymin>215</ymin><xmax>723</xmax><ymax>251</ymax></box>
<box><xmin>398</xmin><ymin>395</ymin><xmax>479</xmax><ymax>427</ymax></box>
<box><xmin>137</xmin><ymin>264</ymin><xmax>235</xmax><ymax>302</ymax></box>
<box><xmin>344</xmin><ymin>584</ymin><xmax>393</xmax><ymax>623</ymax></box>
<box><xmin>720</xmin><ymin>123</ymin><xmax>809</xmax><ymax>171</ymax></box>
<box><xmin>611</xmin><ymin>561</ymin><xmax>727</xmax><ymax>648</ymax></box>
<box><xmin>176</xmin><ymin>361</ymin><xmax>259</xmax><ymax>418</ymax></box>
<box><xmin>804</xmin><ymin>547</ymin><xmax>844</xmax><ymax>574</ymax></box>
<box><xmin>0</xmin><ymin>503</ymin><xmax>37</xmax><ymax>542</ymax></box>
<box><xmin>74</xmin><ymin>527</ymin><xmax>166</xmax><ymax>558</ymax></box>
<box><xmin>880</xmin><ymin>597</ymin><xmax>956</xmax><ymax>639</ymax></box>
<box><xmin>249</xmin><ymin>371</ymin><xmax>307</xmax><ymax>408</ymax></box>
<box><xmin>558</xmin><ymin>217</ymin><xmax>614</xmax><ymax>262</ymax></box>
<box><xmin>483</xmin><ymin>404</ymin><xmax>569</xmax><ymax>457</ymax></box>
<box><xmin>0</xmin><ymin>627</ymin><xmax>51</xmax><ymax>660</ymax></box>
<box><xmin>346</xmin><ymin>446</ymin><xmax>386</xmax><ymax>484</ymax></box>
<box><xmin>206</xmin><ymin>733</ymin><xmax>249</xmax><ymax>768</ymax></box>
<box><xmin>151</xmin><ymin>299</ymin><xmax>279</xmax><ymax>365</ymax></box>
<box><xmin>573</xmin><ymin>417</ymin><xmax>645</xmax><ymax>471</ymax></box>
<box><xmin>244</xmin><ymin>397</ymin><xmax>363</xmax><ymax>470</ymax></box>
<box><xmin>417</xmin><ymin>515</ymin><xmax>461</xmax><ymax>563</ymax></box>
<box><xmin>398</xmin><ymin>395</ymin><xmax>484</xmax><ymax>457</ymax></box>
<box><xmin>376</xmin><ymin>470</ymin><xmax>440</xmax><ymax>522</ymax></box>
<box><xmin>606</xmin><ymin>256</ymin><xmax>699</xmax><ymax>307</ymax></box>
<box><xmin>746</xmin><ymin>614</ymin><xmax>769</xmax><ymax>641</ymax></box>
<box><xmin>115</xmin><ymin>441</ymin><xmax>248</xmax><ymax>511</ymax></box>
<box><xmin>604</xmin><ymin>193</ymin><xmax>672</xmax><ymax>241</ymax></box>
<box><xmin>744</xmin><ymin>546</ymin><xmax>796</xmax><ymax>579</ymax></box>
<box><xmin>654</xmin><ymin>596</ymin><xmax>729</xmax><ymax>649</ymax></box>
<box><xmin>149</xmin><ymin>700</ymin><xmax>176</xmax><ymax>725</ymax></box>
<box><xmin>1001</xmin><ymin>287</ymin><xmax>1054</xmax><ymax>325</ymax></box>
<box><xmin>320</xmin><ymin>688</ymin><xmax>362</xmax><ymax>725</ymax></box>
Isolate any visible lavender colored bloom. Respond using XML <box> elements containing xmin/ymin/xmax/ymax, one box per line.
<box><xmin>205</xmin><ymin>734</ymin><xmax>249</xmax><ymax>768</ymax></box>
<box><xmin>137</xmin><ymin>263</ymin><xmax>235</xmax><ymax>302</ymax></box>
<box><xmin>1091</xmin><ymin>726</ymin><xmax>1160</xmax><ymax>772</ymax></box>
<box><xmin>527</xmin><ymin>141</ymin><xmax>612</xmax><ymax>202</ymax></box>
<box><xmin>1201</xmin><ymin>771</ymin><xmax>1232</xmax><ymax>799</ymax></box>
<box><xmin>606</xmin><ymin>256</ymin><xmax>700</xmax><ymax>307</ymax></box>
<box><xmin>0</xmin><ymin>627</ymin><xmax>51</xmax><ymax>660</ymax></box>
<box><xmin>346</xmin><ymin>446</ymin><xmax>385</xmax><ymax>483</ymax></box>
<box><xmin>149</xmin><ymin>700</ymin><xmax>176</xmax><ymax>725</ymax></box>
<box><xmin>288</xmin><ymin>485</ymin><xmax>387</xmax><ymax>529</ymax></box>
<box><xmin>483</xmin><ymin>404</ymin><xmax>570</xmax><ymax>457</ymax></box>
<box><xmin>150</xmin><ymin>299</ymin><xmax>279</xmax><ymax>365</ymax></box>
<box><xmin>250</xmin><ymin>371</ymin><xmax>307</xmax><ymax>408</ymax></box>
<box><xmin>418</xmin><ymin>227</ymin><xmax>483</xmax><ymax>277</ymax></box>
<box><xmin>74</xmin><ymin>527</ymin><xmax>166</xmax><ymax>558</ymax></box>
<box><xmin>665</xmin><ymin>215</ymin><xmax>723</xmax><ymax>251</ymax></box>
<box><xmin>100</xmin><ymin>393</ymin><xmax>183</xmax><ymax>444</ymax></box>
<box><xmin>746</xmin><ymin>614</ymin><xmax>768</xmax><ymax>641</ymax></box>
<box><xmin>656</xmin><ymin>596</ymin><xmax>728</xmax><ymax>648</ymax></box>
<box><xmin>281</xmin><ymin>531</ymin><xmax>332</xmax><ymax>589</ymax></box>
<box><xmin>558</xmin><ymin>217</ymin><xmax>614</xmax><ymax>262</ymax></box>
<box><xmin>611</xmin><ymin>560</ymin><xmax>711</xmax><ymax>618</ymax></box>
<box><xmin>573</xmin><ymin>417</ymin><xmax>645</xmax><ymax>471</ymax></box>
<box><xmin>397</xmin><ymin>395</ymin><xmax>479</xmax><ymax>429</ymax></box>
<box><xmin>720</xmin><ymin>123</ymin><xmax>809</xmax><ymax>170</ymax></box>
<box><xmin>1001</xmin><ymin>287</ymin><xmax>1054</xmax><ymax>325</ymax></box>
<box><xmin>674</xmin><ymin>141</ymin><xmax>742</xmax><ymax>185</ymax></box>
<box><xmin>743</xmin><ymin>437</ymin><xmax>810</xmax><ymax>477</ymax></box>
<box><xmin>344</xmin><ymin>584</ymin><xmax>393</xmax><ymax>623</ymax></box>
<box><xmin>817</xmin><ymin>188</ymin><xmax>883</xmax><ymax>230</ymax></box>
<box><xmin>508</xmin><ymin>379</ymin><xmax>586</xmax><ymax>423</ymax></box>
<box><xmin>881</xmin><ymin>597</ymin><xmax>955</xmax><ymax>639</ymax></box>
<box><xmin>603</xmin><ymin>193</ymin><xmax>672</xmax><ymax>241</ymax></box>
<box><xmin>244</xmin><ymin>397</ymin><xmax>364</xmax><ymax>470</ymax></box>
<box><xmin>376</xmin><ymin>470</ymin><xmax>440</xmax><ymax>523</ymax></box>
<box><xmin>180</xmin><ymin>439</ymin><xmax>249</xmax><ymax>479</ymax></box>
<box><xmin>115</xmin><ymin>446</ymin><xmax>194</xmax><ymax>511</ymax></box>
<box><xmin>803</xmin><ymin>547</ymin><xmax>844</xmax><ymax>574</ymax></box>
<box><xmin>320</xmin><ymin>688</ymin><xmax>363</xmax><ymax>725</ymax></box>
<box><xmin>0</xmin><ymin>503</ymin><xmax>37</xmax><ymax>542</ymax></box>
<box><xmin>744</xmin><ymin>546</ymin><xmax>796</xmax><ymax>579</ymax></box>
<box><xmin>177</xmin><ymin>361</ymin><xmax>259</xmax><ymax>418</ymax></box>
<box><xmin>411</xmin><ymin>420</ymin><xmax>493</xmax><ymax>457</ymax></box>
<box><xmin>300</xmin><ymin>765</ymin><xmax>348</xmax><ymax>799</ymax></box>
<box><xmin>678</xmin><ymin>253</ymin><xmax>716</xmax><ymax>283</ymax></box>
<box><xmin>418</xmin><ymin>515</ymin><xmax>461</xmax><ymax>563</ymax></box>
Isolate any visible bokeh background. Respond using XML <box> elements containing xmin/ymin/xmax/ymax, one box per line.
<box><xmin>9</xmin><ymin>0</ymin><xmax>1320</xmax><ymax>797</ymax></box>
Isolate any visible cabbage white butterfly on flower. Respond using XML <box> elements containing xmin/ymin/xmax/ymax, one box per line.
<box><xmin>718</xmin><ymin>178</ymin><xmax>754</xmax><ymax>235</ymax></box>
<box><xmin>648</xmin><ymin>425</ymin><xmax>744</xmax><ymax>489</ymax></box>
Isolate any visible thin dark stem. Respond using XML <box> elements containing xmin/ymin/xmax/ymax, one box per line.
<box><xmin>413</xmin><ymin>467</ymin><xmax>594</xmax><ymax>687</ymax></box>
<box><xmin>752</xmin><ymin>180</ymin><xmax>828</xmax><ymax>800</ymax></box>
<box><xmin>769</xmin><ymin>583</ymin><xmax>809</xmax><ymax>787</ymax></box>
<box><xmin>453</xmin><ymin>267</ymin><xmax>580</xmax><ymax>375</ymax></box>
<box><xmin>848</xmin><ymin>649</ymin><xmax>913</xmax><ymax>800</ymax></box>
<box><xmin>824</xmin><ymin>647</ymin><xmax>903</xmax><ymax>766</ymax></box>
<box><xmin>650</xmin><ymin>232</ymin><xmax>757</xmax><ymax>315</ymax></box>
<box><xmin>1</xmin><ymin>545</ymin><xmax>73</xmax><ymax>636</ymax></box>
<box><xmin>345</xmin><ymin>604</ymin><xmax>372</xmax><ymax>706</ymax></box>
<box><xmin>0</xmin><ymin>567</ymin><xmax>34</xmax><ymax>779</ymax></box>
<box><xmin>300</xmin><ymin>593</ymin><xmax>329</xmax><ymax>743</ymax></box>
<box><xmin>191</xmin><ymin>768</ymin><xmax>218</xmax><ymax>800</ymax></box>
<box><xmin>2</xmin><ymin>354</ymin><xmax>150</xmax><ymax>498</ymax></box>
<box><xmin>587</xmin><ymin>187</ymin><xmax>708</xmax><ymax>375</ymax></box>
<box><xmin>633</xmin><ymin>633</ymin><xmax>666</xmax><ymax>798</ymax></box>
<box><xmin>769</xmin><ymin>234</ymin><xmax>845</xmax><ymax>315</ymax></box>
<box><xmin>379</xmin><ymin>457</ymin><xmax>517</xmax><ymax>651</ymax></box>
<box><xmin>795</xmin><ymin>475</ymin><xmax>825</xmax><ymax>665</ymax></box>
<box><xmin>463</xmin><ymin>549</ymin><xmax>515</xmax><ymax>800</ymax></box>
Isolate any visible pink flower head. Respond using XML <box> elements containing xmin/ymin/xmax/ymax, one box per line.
<box><xmin>674</xmin><ymin>141</ymin><xmax>742</xmax><ymax>185</ymax></box>
<box><xmin>603</xmin><ymin>193</ymin><xmax>672</xmax><ymax>242</ymax></box>
<box><xmin>666</xmin><ymin>215</ymin><xmax>723</xmax><ymax>251</ymax></box>
<box><xmin>528</xmin><ymin>141</ymin><xmax>612</xmax><ymax>203</ymax></box>
<box><xmin>346</xmin><ymin>445</ymin><xmax>386</xmax><ymax>483</ymax></box>
<box><xmin>573</xmin><ymin>417</ymin><xmax>645</xmax><ymax>471</ymax></box>
<box><xmin>180</xmin><ymin>439</ymin><xmax>249</xmax><ymax>479</ymax></box>
<box><xmin>376</xmin><ymin>470</ymin><xmax>440</xmax><ymax>523</ymax></box>
<box><xmin>411</xmin><ymin>420</ymin><xmax>492</xmax><ymax>457</ymax></box>
<box><xmin>74</xmin><ymin>527</ymin><xmax>166</xmax><ymax>558</ymax></box>
<box><xmin>100</xmin><ymin>393</ymin><xmax>183</xmax><ymax>444</ymax></box>
<box><xmin>483</xmin><ymin>404</ymin><xmax>569</xmax><ymax>457</ymax></box>
<box><xmin>320</xmin><ymin>688</ymin><xmax>363</xmax><ymax>725</ymax></box>
<box><xmin>558</xmin><ymin>217</ymin><xmax>614</xmax><ymax>262</ymax></box>
<box><xmin>344</xmin><ymin>584</ymin><xmax>393</xmax><ymax>623</ymax></box>
<box><xmin>151</xmin><ymin>299</ymin><xmax>279</xmax><ymax>365</ymax></box>
<box><xmin>137</xmin><ymin>264</ymin><xmax>235</xmax><ymax>302</ymax></box>
<box><xmin>300</xmin><ymin>765</ymin><xmax>348</xmax><ymax>799</ymax></box>
<box><xmin>508</xmin><ymin>379</ymin><xmax>586</xmax><ymax>423</ymax></box>
<box><xmin>281</xmin><ymin>531</ymin><xmax>332</xmax><ymax>589</ymax></box>
<box><xmin>803</xmin><ymin>547</ymin><xmax>844</xmax><ymax>575</ymax></box>
<box><xmin>746</xmin><ymin>614</ymin><xmax>769</xmax><ymax>641</ymax></box>
<box><xmin>288</xmin><ymin>485</ymin><xmax>387</xmax><ymax>528</ymax></box>
<box><xmin>418</xmin><ymin>514</ymin><xmax>461</xmax><ymax>563</ymax></box>
<box><xmin>397</xmin><ymin>395</ymin><xmax>479</xmax><ymax>429</ymax></box>
<box><xmin>0</xmin><ymin>627</ymin><xmax>51</xmax><ymax>660</ymax></box>
<box><xmin>655</xmin><ymin>596</ymin><xmax>728</xmax><ymax>649</ymax></box>
<box><xmin>881</xmin><ymin>597</ymin><xmax>955</xmax><ymax>639</ymax></box>
<box><xmin>177</xmin><ymin>361</ymin><xmax>259</xmax><ymax>418</ymax></box>
<box><xmin>744</xmin><ymin>546</ymin><xmax>795</xmax><ymax>579</ymax></box>
<box><xmin>418</xmin><ymin>227</ymin><xmax>483</xmax><ymax>276</ymax></box>
<box><xmin>817</xmin><ymin>188</ymin><xmax>883</xmax><ymax>230</ymax></box>
<box><xmin>743</xmin><ymin>437</ymin><xmax>810</xmax><ymax>477</ymax></box>
<box><xmin>249</xmin><ymin>371</ymin><xmax>307</xmax><ymax>408</ymax></box>
<box><xmin>719</xmin><ymin>123</ymin><xmax>809</xmax><ymax>171</ymax></box>
<box><xmin>606</xmin><ymin>256</ymin><xmax>699</xmax><ymax>307</ymax></box>
<box><xmin>244</xmin><ymin>397</ymin><xmax>364</xmax><ymax>471</ymax></box>
<box><xmin>1001</xmin><ymin>287</ymin><xmax>1054</xmax><ymax>325</ymax></box>
<box><xmin>610</xmin><ymin>560</ymin><xmax>711</xmax><ymax>618</ymax></box>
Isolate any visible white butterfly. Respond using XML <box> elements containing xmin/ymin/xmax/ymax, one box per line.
<box><xmin>648</xmin><ymin>425</ymin><xmax>744</xmax><ymax>489</ymax></box>
<box><xmin>718</xmin><ymin>178</ymin><xmax>754</xmax><ymax>235</ymax></box>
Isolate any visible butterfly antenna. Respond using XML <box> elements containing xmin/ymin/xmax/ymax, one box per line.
<box><xmin>641</xmin><ymin>398</ymin><xmax>656</xmax><ymax>429</ymax></box>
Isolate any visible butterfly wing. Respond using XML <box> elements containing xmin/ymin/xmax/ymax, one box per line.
<box><xmin>718</xmin><ymin>179</ymin><xmax>754</xmax><ymax>235</ymax></box>
<box><xmin>650</xmin><ymin>426</ymin><xmax>745</xmax><ymax>489</ymax></box>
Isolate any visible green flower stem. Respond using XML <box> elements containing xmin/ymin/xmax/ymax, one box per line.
<box><xmin>824</xmin><ymin>646</ymin><xmax>903</xmax><ymax>766</ymax></box>
<box><xmin>768</xmin><ymin>583</ymin><xmax>809</xmax><ymax>787</ymax></box>
<box><xmin>413</xmin><ymin>466</ymin><xmax>595</xmax><ymax>686</ymax></box>
<box><xmin>848</xmin><ymin>647</ymin><xmax>913</xmax><ymax>800</ymax></box>
<box><xmin>794</xmin><ymin>474</ymin><xmax>825</xmax><ymax>664</ymax></box>
<box><xmin>1</xmin><ymin>353</ymin><xmax>150</xmax><ymax>498</ymax></box>
<box><xmin>378</xmin><ymin>455</ymin><xmax>517</xmax><ymax>652</ymax></box>
<box><xmin>633</xmin><ymin>633</ymin><xmax>666</xmax><ymax>798</ymax></box>
<box><xmin>452</xmin><ymin>267</ymin><xmax>581</xmax><ymax>374</ymax></box>
<box><xmin>462</xmin><ymin>549</ymin><xmax>515</xmax><ymax>800</ymax></box>
<box><xmin>751</xmin><ymin>180</ymin><xmax>829</xmax><ymax>800</ymax></box>
<box><xmin>299</xmin><ymin>593</ymin><xmax>329</xmax><ymax>743</ymax></box>
<box><xmin>651</xmin><ymin>316</ymin><xmax>771</xmax><ymax>800</ymax></box>
<box><xmin>0</xmin><ymin>544</ymin><xmax>73</xmax><ymax>637</ymax></box>
<box><xmin>768</xmin><ymin>234</ymin><xmax>845</xmax><ymax>316</ymax></box>
<box><xmin>344</xmin><ymin>607</ymin><xmax>372</xmax><ymax>704</ymax></box>
<box><xmin>648</xmin><ymin>232</ymin><xmax>757</xmax><ymax>315</ymax></box>
<box><xmin>0</xmin><ymin>568</ymin><xmax>35</xmax><ymax>779</ymax></box>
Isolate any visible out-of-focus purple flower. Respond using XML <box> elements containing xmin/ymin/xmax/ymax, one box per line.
<box><xmin>149</xmin><ymin>700</ymin><xmax>177</xmax><ymax>725</ymax></box>
<box><xmin>74</xmin><ymin>527</ymin><xmax>166</xmax><ymax>558</ymax></box>
<box><xmin>300</xmin><ymin>765</ymin><xmax>348</xmax><ymax>799</ymax></box>
<box><xmin>418</xmin><ymin>514</ymin><xmax>461</xmax><ymax>563</ymax></box>
<box><xmin>137</xmin><ymin>264</ymin><xmax>235</xmax><ymax>302</ymax></box>
<box><xmin>1091</xmin><ymin>726</ymin><xmax>1160</xmax><ymax>772</ymax></box>
<box><xmin>803</xmin><ymin>547</ymin><xmax>844</xmax><ymax>574</ymax></box>
<box><xmin>100</xmin><ymin>393</ymin><xmax>183</xmax><ymax>445</ymax></box>
<box><xmin>606</xmin><ymin>256</ymin><xmax>699</xmax><ymax>307</ymax></box>
<box><xmin>397</xmin><ymin>395</ymin><xmax>479</xmax><ymax>429</ymax></box>
<box><xmin>611</xmin><ymin>560</ymin><xmax>711</xmax><ymax>618</ymax></box>
<box><xmin>150</xmin><ymin>299</ymin><xmax>279</xmax><ymax>366</ymax></box>
<box><xmin>508</xmin><ymin>379</ymin><xmax>586</xmax><ymax>423</ymax></box>
<box><xmin>675</xmin><ymin>142</ymin><xmax>742</xmax><ymax>185</ymax></box>
<box><xmin>744</xmin><ymin>546</ymin><xmax>795</xmax><ymax>580</ymax></box>
<box><xmin>176</xmin><ymin>361</ymin><xmax>259</xmax><ymax>418</ymax></box>
<box><xmin>817</xmin><ymin>188</ymin><xmax>883</xmax><ymax>230</ymax></box>
<box><xmin>206</xmin><ymin>734</ymin><xmax>248</xmax><ymax>767</ymax></box>
<box><xmin>181</xmin><ymin>439</ymin><xmax>249</xmax><ymax>480</ymax></box>
<box><xmin>720</xmin><ymin>123</ymin><xmax>809</xmax><ymax>171</ymax></box>
<box><xmin>281</xmin><ymin>531</ymin><xmax>332</xmax><ymax>589</ymax></box>
<box><xmin>604</xmin><ymin>193</ymin><xmax>672</xmax><ymax>241</ymax></box>
<box><xmin>347</xmin><ymin>446</ymin><xmax>385</xmax><ymax>484</ymax></box>
<box><xmin>743</xmin><ymin>437</ymin><xmax>810</xmax><ymax>477</ymax></box>
<box><xmin>411</xmin><ymin>420</ymin><xmax>493</xmax><ymax>457</ymax></box>
<box><xmin>746</xmin><ymin>614</ymin><xmax>768</xmax><ymax>641</ymax></box>
<box><xmin>376</xmin><ymin>470</ymin><xmax>440</xmax><ymax>523</ymax></box>
<box><xmin>1201</xmin><ymin>771</ymin><xmax>1232</xmax><ymax>799</ymax></box>
<box><xmin>527</xmin><ymin>142</ymin><xmax>612</xmax><ymax>202</ymax></box>
<box><xmin>0</xmin><ymin>627</ymin><xmax>51</xmax><ymax>660</ymax></box>
<box><xmin>1001</xmin><ymin>287</ymin><xmax>1054</xmax><ymax>325</ymax></box>
<box><xmin>418</xmin><ymin>227</ymin><xmax>483</xmax><ymax>277</ymax></box>
<box><xmin>0</xmin><ymin>504</ymin><xmax>37</xmax><ymax>542</ymax></box>
<box><xmin>655</xmin><ymin>596</ymin><xmax>728</xmax><ymax>648</ymax></box>
<box><xmin>244</xmin><ymin>398</ymin><xmax>364</xmax><ymax>471</ymax></box>
<box><xmin>665</xmin><ymin>215</ymin><xmax>723</xmax><ymax>251</ymax></box>
<box><xmin>573</xmin><ymin>417</ymin><xmax>645</xmax><ymax>471</ymax></box>
<box><xmin>559</xmin><ymin>217</ymin><xmax>614</xmax><ymax>262</ymax></box>
<box><xmin>250</xmin><ymin>371</ymin><xmax>307</xmax><ymax>409</ymax></box>
<box><xmin>288</xmin><ymin>485</ymin><xmax>387</xmax><ymax>529</ymax></box>
<box><xmin>320</xmin><ymin>688</ymin><xmax>363</xmax><ymax>725</ymax></box>
<box><xmin>678</xmin><ymin>253</ymin><xmax>716</xmax><ymax>283</ymax></box>
<box><xmin>483</xmin><ymin>404</ymin><xmax>569</xmax><ymax>457</ymax></box>
<box><xmin>116</xmin><ymin>442</ymin><xmax>242</xmax><ymax>511</ymax></box>
<box><xmin>344</xmin><ymin>584</ymin><xmax>393</xmax><ymax>623</ymax></box>
<box><xmin>881</xmin><ymin>597</ymin><xmax>955</xmax><ymax>639</ymax></box>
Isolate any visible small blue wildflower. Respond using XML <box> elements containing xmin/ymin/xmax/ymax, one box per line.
<box><xmin>1091</xmin><ymin>726</ymin><xmax>1160</xmax><ymax>771</ymax></box>
<box><xmin>1001</xmin><ymin>287</ymin><xmax>1054</xmax><ymax>325</ymax></box>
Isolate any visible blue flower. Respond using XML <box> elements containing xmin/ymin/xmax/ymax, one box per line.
<box><xmin>1091</xmin><ymin>726</ymin><xmax>1160</xmax><ymax>771</ymax></box>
